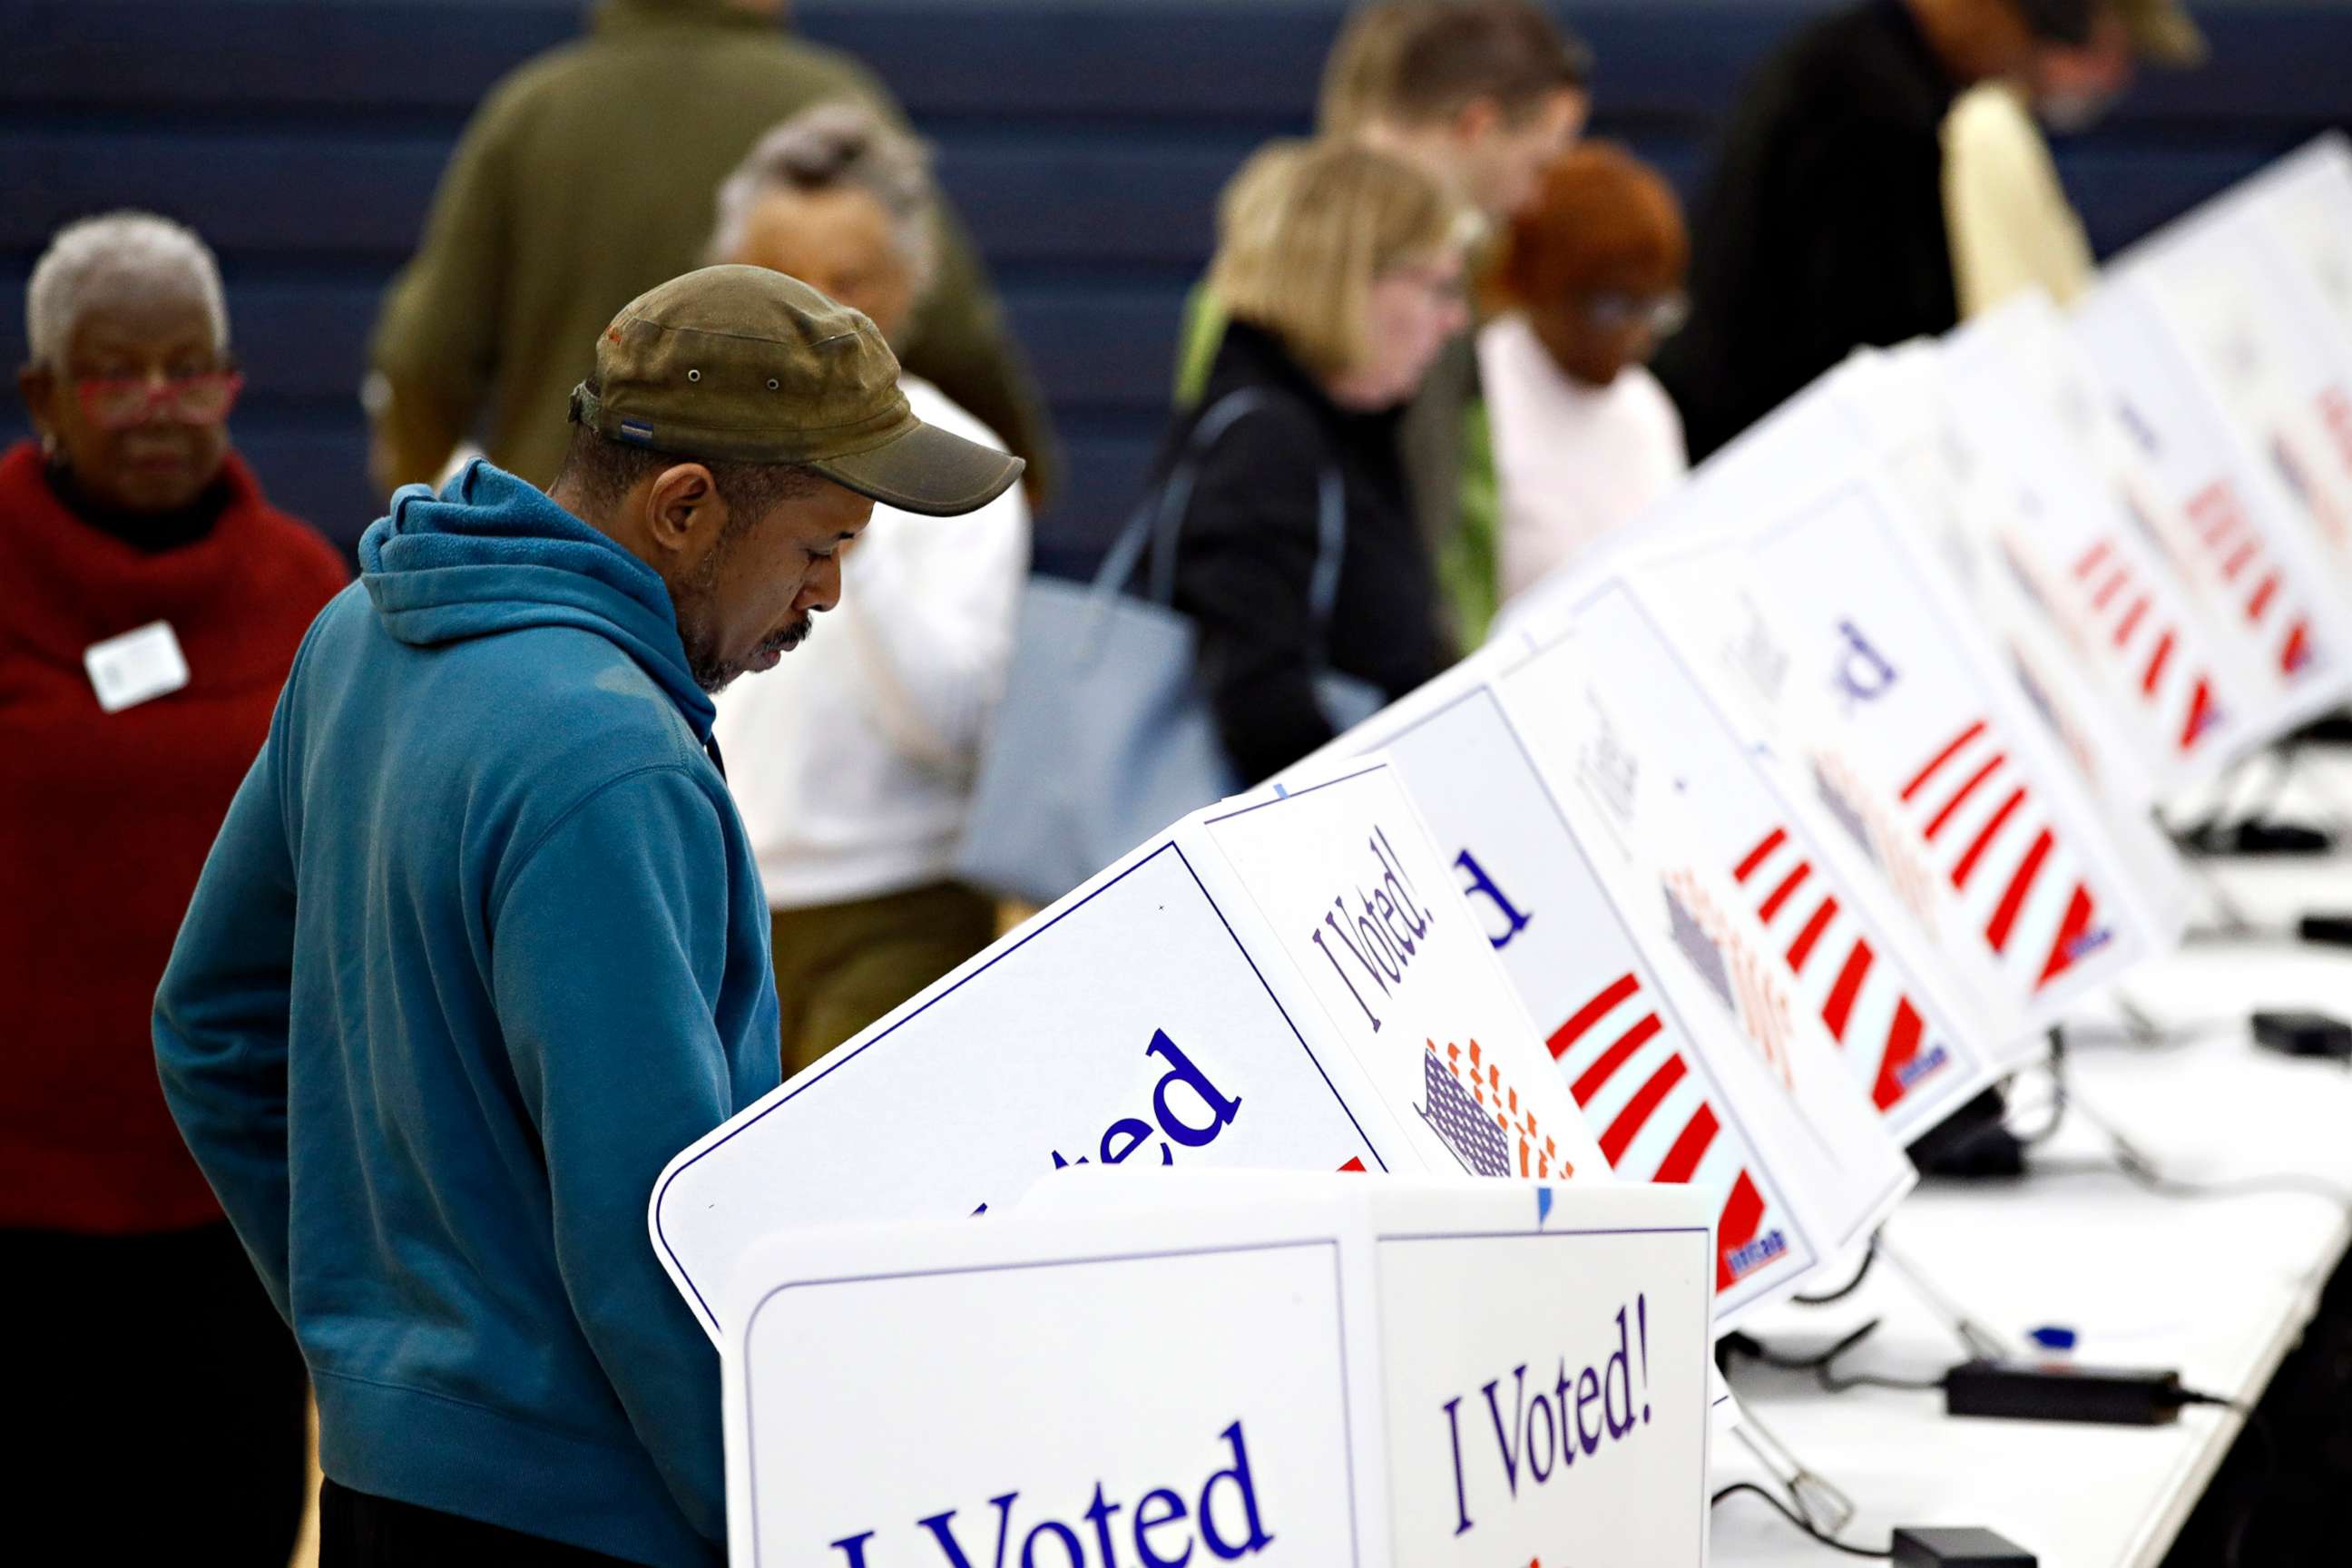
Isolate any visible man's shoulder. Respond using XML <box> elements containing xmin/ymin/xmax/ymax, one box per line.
<box><xmin>307</xmin><ymin>604</ymin><xmax>708</xmax><ymax>784</ymax></box>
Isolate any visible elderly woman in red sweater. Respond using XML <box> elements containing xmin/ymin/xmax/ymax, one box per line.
<box><xmin>2</xmin><ymin>211</ymin><xmax>345</xmax><ymax>1559</ymax></box>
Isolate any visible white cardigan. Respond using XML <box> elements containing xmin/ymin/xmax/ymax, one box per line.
<box><xmin>715</xmin><ymin>377</ymin><xmax>1031</xmax><ymax>908</ymax></box>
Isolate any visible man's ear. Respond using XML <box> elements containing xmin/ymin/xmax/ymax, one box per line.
<box><xmin>641</xmin><ymin>462</ymin><xmax>730</xmax><ymax>564</ymax></box>
<box><xmin>18</xmin><ymin>362</ymin><xmax>59</xmax><ymax>439</ymax></box>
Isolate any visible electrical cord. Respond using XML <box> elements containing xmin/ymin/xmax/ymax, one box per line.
<box><xmin>1793</xmin><ymin>1234</ymin><xmax>1878</xmax><ymax>1305</ymax></box>
<box><xmin>2034</xmin><ymin>1086</ymin><xmax>2352</xmax><ymax>1208</ymax></box>
<box><xmin>2030</xmin><ymin>1151</ymin><xmax>2352</xmax><ymax>1204</ymax></box>
<box><xmin>1711</xmin><ymin>1481</ymin><xmax>1891</xmax><ymax>1559</ymax></box>
<box><xmin>2009</xmin><ymin>1030</ymin><xmax>2069</xmax><ymax>1147</ymax></box>
<box><xmin>1724</xmin><ymin>1318</ymin><xmax>1954</xmax><ymax>1396</ymax></box>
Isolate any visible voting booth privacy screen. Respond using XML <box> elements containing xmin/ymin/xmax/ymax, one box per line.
<box><xmin>643</xmin><ymin>132</ymin><xmax>2352</xmax><ymax>1557</ymax></box>
<box><xmin>721</xmin><ymin>1176</ymin><xmax>1715</xmax><ymax>1568</ymax></box>
<box><xmin>654</xmin><ymin>760</ymin><xmax>1606</xmax><ymax>1341</ymax></box>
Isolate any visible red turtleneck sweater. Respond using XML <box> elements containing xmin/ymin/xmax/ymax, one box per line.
<box><xmin>0</xmin><ymin>442</ymin><xmax>348</xmax><ymax>1233</ymax></box>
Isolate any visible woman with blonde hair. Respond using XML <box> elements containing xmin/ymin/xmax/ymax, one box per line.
<box><xmin>1159</xmin><ymin>139</ymin><xmax>1469</xmax><ymax>781</ymax></box>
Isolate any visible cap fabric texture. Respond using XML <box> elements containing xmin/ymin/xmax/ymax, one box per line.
<box><xmin>570</xmin><ymin>265</ymin><xmax>1023</xmax><ymax>517</ymax></box>
<box><xmin>2117</xmin><ymin>0</ymin><xmax>2208</xmax><ymax>66</ymax></box>
<box><xmin>2011</xmin><ymin>0</ymin><xmax>2096</xmax><ymax>46</ymax></box>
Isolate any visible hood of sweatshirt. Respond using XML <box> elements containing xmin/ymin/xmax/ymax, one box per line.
<box><xmin>358</xmin><ymin>458</ymin><xmax>715</xmax><ymax>740</ymax></box>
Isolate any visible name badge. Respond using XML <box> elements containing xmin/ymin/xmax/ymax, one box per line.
<box><xmin>84</xmin><ymin>621</ymin><xmax>191</xmax><ymax>713</ymax></box>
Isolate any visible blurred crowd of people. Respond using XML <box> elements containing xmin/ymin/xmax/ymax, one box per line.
<box><xmin>2</xmin><ymin>0</ymin><xmax>2204</xmax><ymax>1563</ymax></box>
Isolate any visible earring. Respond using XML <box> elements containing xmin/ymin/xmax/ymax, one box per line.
<box><xmin>38</xmin><ymin>431</ymin><xmax>58</xmax><ymax>458</ymax></box>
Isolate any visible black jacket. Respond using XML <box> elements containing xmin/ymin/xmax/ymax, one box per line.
<box><xmin>1656</xmin><ymin>0</ymin><xmax>1965</xmax><ymax>462</ymax></box>
<box><xmin>1153</xmin><ymin>321</ymin><xmax>1445</xmax><ymax>784</ymax></box>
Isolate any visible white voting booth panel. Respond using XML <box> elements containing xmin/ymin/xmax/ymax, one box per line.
<box><xmin>1603</xmin><ymin>385</ymin><xmax>2167</xmax><ymax>1044</ymax></box>
<box><xmin>2072</xmin><ymin>277</ymin><xmax>2352</xmax><ymax>741</ymax></box>
<box><xmin>1659</xmin><ymin>472</ymin><xmax>2180</xmax><ymax>1032</ymax></box>
<box><xmin>2233</xmin><ymin>132</ymin><xmax>2352</xmax><ymax>342</ymax></box>
<box><xmin>1896</xmin><ymin>311</ymin><xmax>2251</xmax><ymax>796</ymax></box>
<box><xmin>720</xmin><ymin>1175</ymin><xmax>1715</xmax><ymax>1568</ymax></box>
<box><xmin>2120</xmin><ymin>217</ymin><xmax>2352</xmax><ymax>622</ymax></box>
<box><xmin>1498</xmin><ymin>571</ymin><xmax>2012</xmax><ymax>1142</ymax></box>
<box><xmin>652</xmin><ymin>760</ymin><xmax>1606</xmax><ymax>1340</ymax></box>
<box><xmin>1284</xmin><ymin>660</ymin><xmax>1911</xmax><ymax>1325</ymax></box>
<box><xmin>1807</xmin><ymin>342</ymin><xmax>2198</xmax><ymax>944</ymax></box>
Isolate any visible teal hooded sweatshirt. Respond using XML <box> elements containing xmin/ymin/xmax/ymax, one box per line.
<box><xmin>156</xmin><ymin>460</ymin><xmax>780</xmax><ymax>1565</ymax></box>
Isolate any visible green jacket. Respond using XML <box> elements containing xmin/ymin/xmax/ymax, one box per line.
<box><xmin>369</xmin><ymin>0</ymin><xmax>1058</xmax><ymax>500</ymax></box>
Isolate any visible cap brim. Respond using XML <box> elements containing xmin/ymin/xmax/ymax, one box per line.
<box><xmin>809</xmin><ymin>416</ymin><xmax>1025</xmax><ymax>518</ymax></box>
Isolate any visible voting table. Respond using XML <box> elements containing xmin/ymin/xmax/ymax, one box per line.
<box><xmin>653</xmin><ymin>135</ymin><xmax>2352</xmax><ymax>1566</ymax></box>
<box><xmin>1710</xmin><ymin>859</ymin><xmax>2352</xmax><ymax>1565</ymax></box>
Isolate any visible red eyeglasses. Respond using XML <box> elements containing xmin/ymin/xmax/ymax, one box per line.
<box><xmin>75</xmin><ymin>370</ymin><xmax>244</xmax><ymax>431</ymax></box>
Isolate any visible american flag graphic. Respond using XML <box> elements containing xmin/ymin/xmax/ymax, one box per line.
<box><xmin>1886</xmin><ymin>716</ymin><xmax>2116</xmax><ymax>995</ymax></box>
<box><xmin>1418</xmin><ymin>1039</ymin><xmax>1573</xmax><ymax>1181</ymax></box>
<box><xmin>1543</xmin><ymin>964</ymin><xmax>1792</xmax><ymax>1293</ymax></box>
<box><xmin>2178</xmin><ymin>480</ymin><xmax>2320</xmax><ymax>679</ymax></box>
<box><xmin>1731</xmin><ymin>825</ymin><xmax>1951</xmax><ymax>1112</ymax></box>
<box><xmin>1661</xmin><ymin>873</ymin><xmax>1794</xmax><ymax>1090</ymax></box>
<box><xmin>1811</xmin><ymin>752</ymin><xmax>1940</xmax><ymax>931</ymax></box>
<box><xmin>2066</xmin><ymin>534</ymin><xmax>2225</xmax><ymax>751</ymax></box>
<box><xmin>2272</xmin><ymin>431</ymin><xmax>2352</xmax><ymax>549</ymax></box>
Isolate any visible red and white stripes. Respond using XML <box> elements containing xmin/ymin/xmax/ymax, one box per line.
<box><xmin>2069</xmin><ymin>534</ymin><xmax>2223</xmax><ymax>750</ymax></box>
<box><xmin>2180</xmin><ymin>481</ymin><xmax>2318</xmax><ymax>678</ymax></box>
<box><xmin>1893</xmin><ymin>717</ymin><xmax>2110</xmax><ymax>992</ymax></box>
<box><xmin>1731</xmin><ymin>826</ymin><xmax>1948</xmax><ymax>1112</ymax></box>
<box><xmin>1544</xmin><ymin>967</ymin><xmax>1790</xmax><ymax>1293</ymax></box>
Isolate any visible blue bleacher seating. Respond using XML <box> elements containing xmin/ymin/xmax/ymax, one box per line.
<box><xmin>2</xmin><ymin>1</ymin><xmax>2346</xmax><ymax>564</ymax></box>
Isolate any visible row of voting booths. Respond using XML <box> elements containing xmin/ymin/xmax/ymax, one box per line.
<box><xmin>650</xmin><ymin>135</ymin><xmax>2352</xmax><ymax>1565</ymax></box>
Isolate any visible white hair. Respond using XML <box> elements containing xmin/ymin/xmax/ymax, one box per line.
<box><xmin>25</xmin><ymin>211</ymin><xmax>229</xmax><ymax>370</ymax></box>
<box><xmin>707</xmin><ymin>103</ymin><xmax>939</xmax><ymax>306</ymax></box>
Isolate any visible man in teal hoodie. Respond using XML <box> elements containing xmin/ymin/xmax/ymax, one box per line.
<box><xmin>156</xmin><ymin>267</ymin><xmax>1023</xmax><ymax>1566</ymax></box>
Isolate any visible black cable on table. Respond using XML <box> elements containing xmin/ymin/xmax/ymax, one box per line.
<box><xmin>1711</xmin><ymin>1481</ymin><xmax>1892</xmax><ymax>1559</ymax></box>
<box><xmin>1793</xmin><ymin>1235</ymin><xmax>1878</xmax><ymax>1305</ymax></box>
<box><xmin>1724</xmin><ymin>1318</ymin><xmax>1953</xmax><ymax>1397</ymax></box>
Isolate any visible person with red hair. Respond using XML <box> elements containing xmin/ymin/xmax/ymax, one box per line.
<box><xmin>1481</xmin><ymin>142</ymin><xmax>1690</xmax><ymax>603</ymax></box>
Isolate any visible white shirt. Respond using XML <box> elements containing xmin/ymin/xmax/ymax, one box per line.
<box><xmin>1478</xmin><ymin>313</ymin><xmax>1689</xmax><ymax>606</ymax></box>
<box><xmin>716</xmin><ymin>376</ymin><xmax>1031</xmax><ymax>908</ymax></box>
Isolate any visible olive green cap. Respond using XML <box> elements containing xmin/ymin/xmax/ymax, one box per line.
<box><xmin>569</xmin><ymin>265</ymin><xmax>1024</xmax><ymax>517</ymax></box>
<box><xmin>2117</xmin><ymin>0</ymin><xmax>2207</xmax><ymax>67</ymax></box>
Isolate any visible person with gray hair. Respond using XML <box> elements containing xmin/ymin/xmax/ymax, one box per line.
<box><xmin>710</xmin><ymin>103</ymin><xmax>1034</xmax><ymax>1073</ymax></box>
<box><xmin>4</xmin><ymin>210</ymin><xmax>345</xmax><ymax>1562</ymax></box>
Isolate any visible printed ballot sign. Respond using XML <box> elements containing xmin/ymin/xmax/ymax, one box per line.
<box><xmin>1821</xmin><ymin>342</ymin><xmax>2200</xmax><ymax>935</ymax></box>
<box><xmin>2118</xmin><ymin>219</ymin><xmax>2352</xmax><ymax>616</ymax></box>
<box><xmin>1834</xmin><ymin>345</ymin><xmax>2201</xmax><ymax>949</ymax></box>
<box><xmin>721</xmin><ymin>1174</ymin><xmax>1714</xmax><ymax>1567</ymax></box>
<box><xmin>2073</xmin><ymin>277</ymin><xmax>2352</xmax><ymax>739</ymax></box>
<box><xmin>1885</xmin><ymin>316</ymin><xmax>2248</xmax><ymax>794</ymax></box>
<box><xmin>1286</xmin><ymin>662</ymin><xmax>1911</xmax><ymax>1323</ymax></box>
<box><xmin>1499</xmin><ymin>571</ymin><xmax>2012</xmax><ymax>1139</ymax></box>
<box><xmin>652</xmin><ymin>759</ymin><xmax>1604</xmax><ymax>1340</ymax></box>
<box><xmin>1706</xmin><ymin>476</ymin><xmax>2176</xmax><ymax>1027</ymax></box>
<box><xmin>1195</xmin><ymin>766</ymin><xmax>1608</xmax><ymax>1186</ymax></box>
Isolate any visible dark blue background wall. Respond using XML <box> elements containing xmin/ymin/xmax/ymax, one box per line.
<box><xmin>3</xmin><ymin>0</ymin><xmax>2347</xmax><ymax>562</ymax></box>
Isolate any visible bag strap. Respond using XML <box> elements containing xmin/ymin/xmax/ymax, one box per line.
<box><xmin>1098</xmin><ymin>387</ymin><xmax>1348</xmax><ymax>621</ymax></box>
<box><xmin>1093</xmin><ymin>388</ymin><xmax>1269</xmax><ymax>603</ymax></box>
